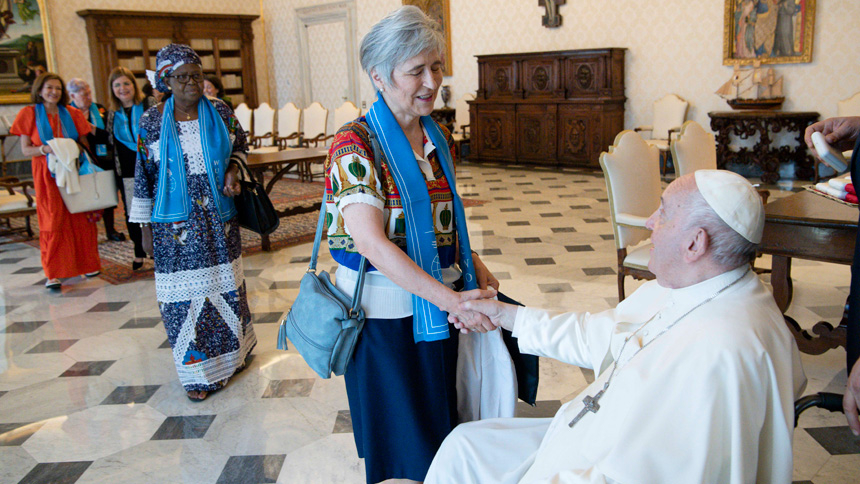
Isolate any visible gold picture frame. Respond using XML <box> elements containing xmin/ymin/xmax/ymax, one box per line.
<box><xmin>402</xmin><ymin>0</ymin><xmax>452</xmax><ymax>76</ymax></box>
<box><xmin>0</xmin><ymin>0</ymin><xmax>55</xmax><ymax>104</ymax></box>
<box><xmin>723</xmin><ymin>0</ymin><xmax>815</xmax><ymax>65</ymax></box>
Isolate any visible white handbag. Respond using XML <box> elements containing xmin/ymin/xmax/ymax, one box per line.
<box><xmin>49</xmin><ymin>139</ymin><xmax>118</xmax><ymax>214</ymax></box>
<box><xmin>59</xmin><ymin>169</ymin><xmax>118</xmax><ymax>214</ymax></box>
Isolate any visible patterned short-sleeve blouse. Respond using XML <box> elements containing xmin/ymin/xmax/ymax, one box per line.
<box><xmin>324</xmin><ymin>118</ymin><xmax>459</xmax><ymax>273</ymax></box>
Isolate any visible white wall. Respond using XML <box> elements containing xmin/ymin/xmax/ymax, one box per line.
<box><xmin>262</xmin><ymin>0</ymin><xmax>860</xmax><ymax>133</ymax></box>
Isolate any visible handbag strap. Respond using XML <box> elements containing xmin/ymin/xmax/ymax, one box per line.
<box><xmin>310</xmin><ymin>125</ymin><xmax>384</xmax><ymax>317</ymax></box>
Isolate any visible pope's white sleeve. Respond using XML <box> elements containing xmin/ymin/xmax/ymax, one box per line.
<box><xmin>512</xmin><ymin>306</ymin><xmax>617</xmax><ymax>370</ymax></box>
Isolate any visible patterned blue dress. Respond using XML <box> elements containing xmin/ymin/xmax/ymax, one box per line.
<box><xmin>129</xmin><ymin>99</ymin><xmax>255</xmax><ymax>392</ymax></box>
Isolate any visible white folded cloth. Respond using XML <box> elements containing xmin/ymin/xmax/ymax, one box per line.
<box><xmin>828</xmin><ymin>177</ymin><xmax>851</xmax><ymax>191</ymax></box>
<box><xmin>46</xmin><ymin>138</ymin><xmax>81</xmax><ymax>194</ymax></box>
<box><xmin>816</xmin><ymin>182</ymin><xmax>848</xmax><ymax>200</ymax></box>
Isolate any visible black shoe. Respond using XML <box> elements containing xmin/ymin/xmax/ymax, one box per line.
<box><xmin>107</xmin><ymin>232</ymin><xmax>126</xmax><ymax>242</ymax></box>
<box><xmin>132</xmin><ymin>259</ymin><xmax>144</xmax><ymax>271</ymax></box>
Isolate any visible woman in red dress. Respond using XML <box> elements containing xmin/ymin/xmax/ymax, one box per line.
<box><xmin>11</xmin><ymin>73</ymin><xmax>101</xmax><ymax>289</ymax></box>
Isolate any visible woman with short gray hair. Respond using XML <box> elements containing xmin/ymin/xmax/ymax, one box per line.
<box><xmin>324</xmin><ymin>6</ymin><xmax>498</xmax><ymax>483</ymax></box>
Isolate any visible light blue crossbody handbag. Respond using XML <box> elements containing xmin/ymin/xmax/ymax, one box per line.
<box><xmin>277</xmin><ymin>199</ymin><xmax>368</xmax><ymax>379</ymax></box>
<box><xmin>277</xmin><ymin>124</ymin><xmax>384</xmax><ymax>379</ymax></box>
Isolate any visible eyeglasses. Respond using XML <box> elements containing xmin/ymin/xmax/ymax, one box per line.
<box><xmin>166</xmin><ymin>73</ymin><xmax>204</xmax><ymax>84</ymax></box>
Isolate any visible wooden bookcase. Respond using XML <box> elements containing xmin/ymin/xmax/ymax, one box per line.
<box><xmin>77</xmin><ymin>10</ymin><xmax>259</xmax><ymax>108</ymax></box>
<box><xmin>469</xmin><ymin>48</ymin><xmax>626</xmax><ymax>168</ymax></box>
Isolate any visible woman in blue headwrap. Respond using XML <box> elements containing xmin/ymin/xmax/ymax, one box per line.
<box><xmin>128</xmin><ymin>44</ymin><xmax>255</xmax><ymax>402</ymax></box>
<box><xmin>105</xmin><ymin>66</ymin><xmax>157</xmax><ymax>270</ymax></box>
<box><xmin>325</xmin><ymin>7</ymin><xmax>498</xmax><ymax>483</ymax></box>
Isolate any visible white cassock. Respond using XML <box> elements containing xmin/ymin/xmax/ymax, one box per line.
<box><xmin>425</xmin><ymin>266</ymin><xmax>807</xmax><ymax>484</ymax></box>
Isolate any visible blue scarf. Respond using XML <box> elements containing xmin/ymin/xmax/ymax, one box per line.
<box><xmin>366</xmin><ymin>94</ymin><xmax>477</xmax><ymax>343</ymax></box>
<box><xmin>71</xmin><ymin>101</ymin><xmax>107</xmax><ymax>157</ymax></box>
<box><xmin>35</xmin><ymin>103</ymin><xmax>78</xmax><ymax>145</ymax></box>
<box><xmin>113</xmin><ymin>102</ymin><xmax>143</xmax><ymax>152</ymax></box>
<box><xmin>152</xmin><ymin>96</ymin><xmax>236</xmax><ymax>223</ymax></box>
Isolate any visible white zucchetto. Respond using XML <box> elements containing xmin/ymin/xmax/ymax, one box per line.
<box><xmin>694</xmin><ymin>170</ymin><xmax>764</xmax><ymax>243</ymax></box>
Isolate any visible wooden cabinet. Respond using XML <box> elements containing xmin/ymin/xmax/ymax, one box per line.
<box><xmin>77</xmin><ymin>10</ymin><xmax>259</xmax><ymax>108</ymax></box>
<box><xmin>470</xmin><ymin>49</ymin><xmax>625</xmax><ymax>168</ymax></box>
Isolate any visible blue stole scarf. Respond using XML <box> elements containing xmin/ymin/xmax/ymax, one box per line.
<box><xmin>152</xmin><ymin>96</ymin><xmax>236</xmax><ymax>223</ymax></box>
<box><xmin>366</xmin><ymin>94</ymin><xmax>477</xmax><ymax>343</ymax></box>
<box><xmin>113</xmin><ymin>102</ymin><xmax>143</xmax><ymax>152</ymax></box>
<box><xmin>35</xmin><ymin>103</ymin><xmax>78</xmax><ymax>145</ymax></box>
<box><xmin>71</xmin><ymin>101</ymin><xmax>107</xmax><ymax>157</ymax></box>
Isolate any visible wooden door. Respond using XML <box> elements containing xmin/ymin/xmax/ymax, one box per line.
<box><xmin>557</xmin><ymin>105</ymin><xmax>596</xmax><ymax>166</ymax></box>
<box><xmin>473</xmin><ymin>104</ymin><xmax>515</xmax><ymax>160</ymax></box>
<box><xmin>516</xmin><ymin>104</ymin><xmax>557</xmax><ymax>162</ymax></box>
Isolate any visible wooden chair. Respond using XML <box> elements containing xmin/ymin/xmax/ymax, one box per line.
<box><xmin>452</xmin><ymin>93</ymin><xmax>474</xmax><ymax>162</ymax></box>
<box><xmin>599</xmin><ymin>131</ymin><xmax>660</xmax><ymax>301</ymax></box>
<box><xmin>634</xmin><ymin>94</ymin><xmax>688</xmax><ymax>175</ymax></box>
<box><xmin>324</xmin><ymin>101</ymin><xmax>361</xmax><ymax>144</ymax></box>
<box><xmin>300</xmin><ymin>102</ymin><xmax>328</xmax><ymax>148</ymax></box>
<box><xmin>0</xmin><ymin>176</ymin><xmax>36</xmax><ymax>242</ymax></box>
<box><xmin>233</xmin><ymin>103</ymin><xmax>253</xmax><ymax>138</ymax></box>
<box><xmin>671</xmin><ymin>120</ymin><xmax>717</xmax><ymax>177</ymax></box>
<box><xmin>250</xmin><ymin>102</ymin><xmax>276</xmax><ymax>148</ymax></box>
<box><xmin>275</xmin><ymin>102</ymin><xmax>302</xmax><ymax>150</ymax></box>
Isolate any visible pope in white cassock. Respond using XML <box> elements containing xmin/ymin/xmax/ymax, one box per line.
<box><xmin>426</xmin><ymin>170</ymin><xmax>807</xmax><ymax>484</ymax></box>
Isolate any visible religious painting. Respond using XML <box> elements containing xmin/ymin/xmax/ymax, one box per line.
<box><xmin>402</xmin><ymin>0</ymin><xmax>452</xmax><ymax>76</ymax></box>
<box><xmin>723</xmin><ymin>0</ymin><xmax>815</xmax><ymax>65</ymax></box>
<box><xmin>0</xmin><ymin>0</ymin><xmax>53</xmax><ymax>104</ymax></box>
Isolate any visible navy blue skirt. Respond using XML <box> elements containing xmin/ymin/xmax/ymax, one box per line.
<box><xmin>345</xmin><ymin>316</ymin><xmax>459</xmax><ymax>483</ymax></box>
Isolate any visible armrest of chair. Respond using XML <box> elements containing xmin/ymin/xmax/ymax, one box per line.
<box><xmin>667</xmin><ymin>126</ymin><xmax>681</xmax><ymax>145</ymax></box>
<box><xmin>615</xmin><ymin>212</ymin><xmax>649</xmax><ymax>228</ymax></box>
<box><xmin>275</xmin><ymin>133</ymin><xmax>301</xmax><ymax>150</ymax></box>
<box><xmin>0</xmin><ymin>178</ymin><xmax>35</xmax><ymax>205</ymax></box>
<box><xmin>461</xmin><ymin>124</ymin><xmax>470</xmax><ymax>138</ymax></box>
<box><xmin>633</xmin><ymin>126</ymin><xmax>653</xmax><ymax>134</ymax></box>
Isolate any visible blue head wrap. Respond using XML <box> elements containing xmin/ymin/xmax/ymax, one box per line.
<box><xmin>154</xmin><ymin>44</ymin><xmax>201</xmax><ymax>93</ymax></box>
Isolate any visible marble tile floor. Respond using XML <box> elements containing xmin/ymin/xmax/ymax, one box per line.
<box><xmin>0</xmin><ymin>162</ymin><xmax>857</xmax><ymax>483</ymax></box>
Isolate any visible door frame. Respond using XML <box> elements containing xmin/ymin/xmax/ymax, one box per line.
<box><xmin>295</xmin><ymin>0</ymin><xmax>359</xmax><ymax>108</ymax></box>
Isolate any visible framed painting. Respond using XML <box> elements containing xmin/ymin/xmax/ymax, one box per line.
<box><xmin>723</xmin><ymin>0</ymin><xmax>815</xmax><ymax>65</ymax></box>
<box><xmin>0</xmin><ymin>0</ymin><xmax>54</xmax><ymax>104</ymax></box>
<box><xmin>402</xmin><ymin>0</ymin><xmax>452</xmax><ymax>76</ymax></box>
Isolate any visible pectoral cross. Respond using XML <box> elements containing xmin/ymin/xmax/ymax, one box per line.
<box><xmin>568</xmin><ymin>384</ymin><xmax>606</xmax><ymax>427</ymax></box>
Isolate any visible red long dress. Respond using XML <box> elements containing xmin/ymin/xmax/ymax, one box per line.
<box><xmin>11</xmin><ymin>105</ymin><xmax>101</xmax><ymax>279</ymax></box>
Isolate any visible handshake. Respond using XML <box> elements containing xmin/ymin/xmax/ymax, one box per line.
<box><xmin>446</xmin><ymin>287</ymin><xmax>518</xmax><ymax>334</ymax></box>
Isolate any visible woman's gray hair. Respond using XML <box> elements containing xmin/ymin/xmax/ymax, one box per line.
<box><xmin>684</xmin><ymin>187</ymin><xmax>758</xmax><ymax>269</ymax></box>
<box><xmin>66</xmin><ymin>78</ymin><xmax>89</xmax><ymax>95</ymax></box>
<box><xmin>360</xmin><ymin>5</ymin><xmax>445</xmax><ymax>88</ymax></box>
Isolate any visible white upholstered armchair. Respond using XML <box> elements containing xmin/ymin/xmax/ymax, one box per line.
<box><xmin>599</xmin><ymin>130</ymin><xmax>661</xmax><ymax>301</ymax></box>
<box><xmin>634</xmin><ymin>94</ymin><xmax>689</xmax><ymax>175</ymax></box>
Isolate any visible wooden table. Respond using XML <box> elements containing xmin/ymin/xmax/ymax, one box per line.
<box><xmin>759</xmin><ymin>190</ymin><xmax>856</xmax><ymax>354</ymax></box>
<box><xmin>246</xmin><ymin>147</ymin><xmax>328</xmax><ymax>251</ymax></box>
<box><xmin>708</xmin><ymin>110</ymin><xmax>819</xmax><ymax>184</ymax></box>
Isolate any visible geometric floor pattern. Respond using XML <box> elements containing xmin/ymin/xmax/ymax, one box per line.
<box><xmin>1</xmin><ymin>162</ymin><xmax>857</xmax><ymax>483</ymax></box>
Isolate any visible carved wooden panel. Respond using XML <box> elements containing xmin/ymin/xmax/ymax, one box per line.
<box><xmin>521</xmin><ymin>58</ymin><xmax>561</xmax><ymax>99</ymax></box>
<box><xmin>473</xmin><ymin>105</ymin><xmax>515</xmax><ymax>160</ymax></box>
<box><xmin>557</xmin><ymin>105</ymin><xmax>595</xmax><ymax>165</ymax></box>
<box><xmin>516</xmin><ymin>104</ymin><xmax>557</xmax><ymax>160</ymax></box>
<box><xmin>564</xmin><ymin>58</ymin><xmax>603</xmax><ymax>96</ymax></box>
<box><xmin>482</xmin><ymin>60</ymin><xmax>517</xmax><ymax>99</ymax></box>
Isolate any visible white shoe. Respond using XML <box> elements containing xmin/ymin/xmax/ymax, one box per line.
<box><xmin>45</xmin><ymin>278</ymin><xmax>61</xmax><ymax>289</ymax></box>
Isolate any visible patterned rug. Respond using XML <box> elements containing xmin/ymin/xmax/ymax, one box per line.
<box><xmin>3</xmin><ymin>178</ymin><xmax>486</xmax><ymax>285</ymax></box>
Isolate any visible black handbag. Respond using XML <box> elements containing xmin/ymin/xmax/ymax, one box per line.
<box><xmin>232</xmin><ymin>157</ymin><xmax>280</xmax><ymax>235</ymax></box>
